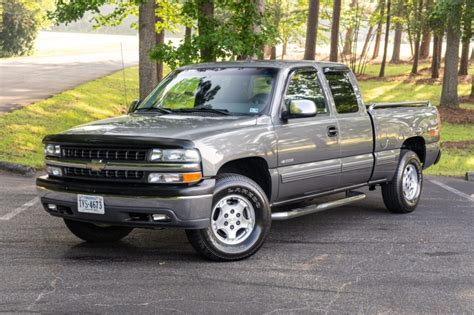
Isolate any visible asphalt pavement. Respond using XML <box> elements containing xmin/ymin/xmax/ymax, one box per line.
<box><xmin>0</xmin><ymin>172</ymin><xmax>473</xmax><ymax>313</ymax></box>
<box><xmin>0</xmin><ymin>32</ymin><xmax>138</xmax><ymax>113</ymax></box>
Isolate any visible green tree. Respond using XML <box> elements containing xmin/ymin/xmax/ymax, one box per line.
<box><xmin>0</xmin><ymin>0</ymin><xmax>53</xmax><ymax>57</ymax></box>
<box><xmin>49</xmin><ymin>0</ymin><xmax>174</xmax><ymax>99</ymax></box>
<box><xmin>151</xmin><ymin>0</ymin><xmax>275</xmax><ymax>68</ymax></box>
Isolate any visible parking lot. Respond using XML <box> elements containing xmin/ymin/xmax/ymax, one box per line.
<box><xmin>0</xmin><ymin>172</ymin><xmax>473</xmax><ymax>313</ymax></box>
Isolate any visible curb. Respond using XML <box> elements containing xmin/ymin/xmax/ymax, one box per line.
<box><xmin>466</xmin><ymin>172</ymin><xmax>474</xmax><ymax>182</ymax></box>
<box><xmin>0</xmin><ymin>161</ymin><xmax>36</xmax><ymax>176</ymax></box>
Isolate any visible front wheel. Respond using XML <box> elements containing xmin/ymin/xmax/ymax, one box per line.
<box><xmin>382</xmin><ymin>150</ymin><xmax>423</xmax><ymax>213</ymax></box>
<box><xmin>64</xmin><ymin>219</ymin><xmax>133</xmax><ymax>243</ymax></box>
<box><xmin>186</xmin><ymin>174</ymin><xmax>272</xmax><ymax>261</ymax></box>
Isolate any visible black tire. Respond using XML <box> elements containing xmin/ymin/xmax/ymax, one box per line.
<box><xmin>186</xmin><ymin>174</ymin><xmax>272</xmax><ymax>262</ymax></box>
<box><xmin>382</xmin><ymin>150</ymin><xmax>423</xmax><ymax>213</ymax></box>
<box><xmin>64</xmin><ymin>219</ymin><xmax>133</xmax><ymax>243</ymax></box>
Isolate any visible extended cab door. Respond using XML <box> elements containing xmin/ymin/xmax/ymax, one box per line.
<box><xmin>275</xmin><ymin>68</ymin><xmax>341</xmax><ymax>201</ymax></box>
<box><xmin>323</xmin><ymin>69</ymin><xmax>374</xmax><ymax>186</ymax></box>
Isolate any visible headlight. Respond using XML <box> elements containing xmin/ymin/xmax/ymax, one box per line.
<box><xmin>148</xmin><ymin>172</ymin><xmax>202</xmax><ymax>184</ymax></box>
<box><xmin>47</xmin><ymin>166</ymin><xmax>62</xmax><ymax>176</ymax></box>
<box><xmin>149</xmin><ymin>149</ymin><xmax>200</xmax><ymax>162</ymax></box>
<box><xmin>44</xmin><ymin>144</ymin><xmax>61</xmax><ymax>157</ymax></box>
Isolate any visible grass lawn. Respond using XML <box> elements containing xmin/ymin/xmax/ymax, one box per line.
<box><xmin>0</xmin><ymin>67</ymin><xmax>138</xmax><ymax>168</ymax></box>
<box><xmin>0</xmin><ymin>64</ymin><xmax>472</xmax><ymax>177</ymax></box>
<box><xmin>358</xmin><ymin>80</ymin><xmax>472</xmax><ymax>108</ymax></box>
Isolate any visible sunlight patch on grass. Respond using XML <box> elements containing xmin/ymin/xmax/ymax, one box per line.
<box><xmin>425</xmin><ymin>146</ymin><xmax>474</xmax><ymax>177</ymax></box>
<box><xmin>0</xmin><ymin>67</ymin><xmax>139</xmax><ymax>168</ymax></box>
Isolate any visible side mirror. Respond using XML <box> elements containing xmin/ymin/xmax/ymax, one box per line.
<box><xmin>128</xmin><ymin>99</ymin><xmax>140</xmax><ymax>113</ymax></box>
<box><xmin>282</xmin><ymin>99</ymin><xmax>317</xmax><ymax>120</ymax></box>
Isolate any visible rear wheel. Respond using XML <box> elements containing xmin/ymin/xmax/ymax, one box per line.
<box><xmin>64</xmin><ymin>219</ymin><xmax>133</xmax><ymax>243</ymax></box>
<box><xmin>186</xmin><ymin>174</ymin><xmax>271</xmax><ymax>261</ymax></box>
<box><xmin>382</xmin><ymin>150</ymin><xmax>423</xmax><ymax>213</ymax></box>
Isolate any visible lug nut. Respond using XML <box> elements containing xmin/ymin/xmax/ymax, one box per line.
<box><xmin>224</xmin><ymin>222</ymin><xmax>228</xmax><ymax>226</ymax></box>
<box><xmin>224</xmin><ymin>214</ymin><xmax>228</xmax><ymax>218</ymax></box>
<box><xmin>237</xmin><ymin>221</ymin><xmax>240</xmax><ymax>225</ymax></box>
<box><xmin>236</xmin><ymin>213</ymin><xmax>241</xmax><ymax>217</ymax></box>
<box><xmin>230</xmin><ymin>225</ymin><xmax>234</xmax><ymax>229</ymax></box>
<box><xmin>230</xmin><ymin>209</ymin><xmax>234</xmax><ymax>214</ymax></box>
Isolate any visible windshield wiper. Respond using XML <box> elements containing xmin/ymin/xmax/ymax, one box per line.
<box><xmin>173</xmin><ymin>106</ymin><xmax>230</xmax><ymax>115</ymax></box>
<box><xmin>135</xmin><ymin>107</ymin><xmax>173</xmax><ymax>114</ymax></box>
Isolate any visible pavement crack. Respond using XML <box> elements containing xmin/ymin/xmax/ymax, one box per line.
<box><xmin>27</xmin><ymin>275</ymin><xmax>62</xmax><ymax>311</ymax></box>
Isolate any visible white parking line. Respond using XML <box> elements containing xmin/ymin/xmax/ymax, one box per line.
<box><xmin>429</xmin><ymin>180</ymin><xmax>474</xmax><ymax>202</ymax></box>
<box><xmin>0</xmin><ymin>197</ymin><xmax>39</xmax><ymax>221</ymax></box>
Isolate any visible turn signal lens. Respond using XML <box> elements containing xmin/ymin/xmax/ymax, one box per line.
<box><xmin>182</xmin><ymin>172</ymin><xmax>202</xmax><ymax>183</ymax></box>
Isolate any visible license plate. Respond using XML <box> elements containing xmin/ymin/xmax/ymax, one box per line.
<box><xmin>77</xmin><ymin>195</ymin><xmax>105</xmax><ymax>214</ymax></box>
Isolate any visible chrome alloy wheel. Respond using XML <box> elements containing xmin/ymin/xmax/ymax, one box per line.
<box><xmin>210</xmin><ymin>194</ymin><xmax>256</xmax><ymax>245</ymax></box>
<box><xmin>402</xmin><ymin>164</ymin><xmax>420</xmax><ymax>201</ymax></box>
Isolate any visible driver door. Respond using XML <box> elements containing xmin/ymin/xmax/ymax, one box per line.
<box><xmin>275</xmin><ymin>68</ymin><xmax>341</xmax><ymax>202</ymax></box>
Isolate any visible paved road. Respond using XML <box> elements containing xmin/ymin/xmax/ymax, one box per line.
<box><xmin>0</xmin><ymin>32</ymin><xmax>138</xmax><ymax>113</ymax></box>
<box><xmin>0</xmin><ymin>172</ymin><xmax>472</xmax><ymax>313</ymax></box>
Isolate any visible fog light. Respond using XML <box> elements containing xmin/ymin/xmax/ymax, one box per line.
<box><xmin>47</xmin><ymin>204</ymin><xmax>57</xmax><ymax>211</ymax></box>
<box><xmin>148</xmin><ymin>172</ymin><xmax>202</xmax><ymax>184</ymax></box>
<box><xmin>47</xmin><ymin>166</ymin><xmax>62</xmax><ymax>177</ymax></box>
<box><xmin>152</xmin><ymin>214</ymin><xmax>170</xmax><ymax>221</ymax></box>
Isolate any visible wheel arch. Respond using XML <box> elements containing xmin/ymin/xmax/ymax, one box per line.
<box><xmin>401</xmin><ymin>136</ymin><xmax>426</xmax><ymax>165</ymax></box>
<box><xmin>216</xmin><ymin>157</ymin><xmax>272</xmax><ymax>200</ymax></box>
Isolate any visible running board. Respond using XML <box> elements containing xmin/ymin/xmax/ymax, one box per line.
<box><xmin>271</xmin><ymin>192</ymin><xmax>366</xmax><ymax>221</ymax></box>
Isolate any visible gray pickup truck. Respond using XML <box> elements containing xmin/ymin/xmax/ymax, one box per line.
<box><xmin>37</xmin><ymin>61</ymin><xmax>441</xmax><ymax>261</ymax></box>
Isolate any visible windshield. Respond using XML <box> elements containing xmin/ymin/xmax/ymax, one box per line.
<box><xmin>137</xmin><ymin>67</ymin><xmax>279</xmax><ymax>115</ymax></box>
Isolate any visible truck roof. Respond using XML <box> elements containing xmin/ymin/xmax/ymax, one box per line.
<box><xmin>178</xmin><ymin>60</ymin><xmax>349</xmax><ymax>71</ymax></box>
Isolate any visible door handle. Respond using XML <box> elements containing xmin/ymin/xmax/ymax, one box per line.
<box><xmin>327</xmin><ymin>126</ymin><xmax>338</xmax><ymax>137</ymax></box>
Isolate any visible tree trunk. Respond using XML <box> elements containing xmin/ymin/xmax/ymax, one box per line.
<box><xmin>390</xmin><ymin>0</ymin><xmax>403</xmax><ymax>63</ymax></box>
<box><xmin>330</xmin><ymin>0</ymin><xmax>342</xmax><ymax>62</ymax></box>
<box><xmin>459</xmin><ymin>0</ymin><xmax>472</xmax><ymax>76</ymax></box>
<box><xmin>361</xmin><ymin>25</ymin><xmax>373</xmax><ymax>60</ymax></box>
<box><xmin>419</xmin><ymin>0</ymin><xmax>432</xmax><ymax>59</ymax></box>
<box><xmin>342</xmin><ymin>0</ymin><xmax>356</xmax><ymax>55</ymax></box>
<box><xmin>197</xmin><ymin>0</ymin><xmax>215</xmax><ymax>62</ymax></box>
<box><xmin>138</xmin><ymin>0</ymin><xmax>160</xmax><ymax>99</ymax></box>
<box><xmin>410</xmin><ymin>0</ymin><xmax>423</xmax><ymax>75</ymax></box>
<box><xmin>471</xmin><ymin>47</ymin><xmax>474</xmax><ymax>62</ymax></box>
<box><xmin>372</xmin><ymin>0</ymin><xmax>385</xmax><ymax>60</ymax></box>
<box><xmin>459</xmin><ymin>41</ymin><xmax>471</xmax><ymax>75</ymax></box>
<box><xmin>440</xmin><ymin>25</ymin><xmax>461</xmax><ymax>108</ymax></box>
<box><xmin>281</xmin><ymin>41</ymin><xmax>287</xmax><ymax>59</ymax></box>
<box><xmin>431</xmin><ymin>34</ymin><xmax>440</xmax><ymax>79</ymax></box>
<box><xmin>270</xmin><ymin>46</ymin><xmax>276</xmax><ymax>59</ymax></box>
<box><xmin>185</xmin><ymin>26</ymin><xmax>192</xmax><ymax>44</ymax></box>
<box><xmin>304</xmin><ymin>0</ymin><xmax>320</xmax><ymax>60</ymax></box>
<box><xmin>470</xmin><ymin>74</ymin><xmax>474</xmax><ymax>99</ymax></box>
<box><xmin>437</xmin><ymin>33</ymin><xmax>443</xmax><ymax>69</ymax></box>
<box><xmin>419</xmin><ymin>31</ymin><xmax>431</xmax><ymax>59</ymax></box>
<box><xmin>254</xmin><ymin>0</ymin><xmax>265</xmax><ymax>59</ymax></box>
<box><xmin>379</xmin><ymin>0</ymin><xmax>391</xmax><ymax>77</ymax></box>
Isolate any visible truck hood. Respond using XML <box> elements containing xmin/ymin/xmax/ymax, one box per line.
<box><xmin>62</xmin><ymin>114</ymin><xmax>258</xmax><ymax>141</ymax></box>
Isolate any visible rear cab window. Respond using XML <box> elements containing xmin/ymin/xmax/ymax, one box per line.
<box><xmin>324</xmin><ymin>71</ymin><xmax>359</xmax><ymax>114</ymax></box>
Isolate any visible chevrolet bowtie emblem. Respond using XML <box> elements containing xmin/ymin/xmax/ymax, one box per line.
<box><xmin>86</xmin><ymin>159</ymin><xmax>106</xmax><ymax>171</ymax></box>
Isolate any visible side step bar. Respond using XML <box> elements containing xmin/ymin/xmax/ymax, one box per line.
<box><xmin>271</xmin><ymin>191</ymin><xmax>366</xmax><ymax>221</ymax></box>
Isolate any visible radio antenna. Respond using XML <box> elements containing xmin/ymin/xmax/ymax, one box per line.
<box><xmin>120</xmin><ymin>42</ymin><xmax>128</xmax><ymax>108</ymax></box>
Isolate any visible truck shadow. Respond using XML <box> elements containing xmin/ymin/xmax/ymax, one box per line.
<box><xmin>60</xmin><ymin>198</ymin><xmax>390</xmax><ymax>263</ymax></box>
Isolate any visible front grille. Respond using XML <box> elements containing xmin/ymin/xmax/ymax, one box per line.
<box><xmin>62</xmin><ymin>147</ymin><xmax>148</xmax><ymax>162</ymax></box>
<box><xmin>63</xmin><ymin>167</ymin><xmax>144</xmax><ymax>181</ymax></box>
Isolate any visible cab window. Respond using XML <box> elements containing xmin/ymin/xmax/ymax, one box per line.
<box><xmin>325</xmin><ymin>71</ymin><xmax>359</xmax><ymax>114</ymax></box>
<box><xmin>285</xmin><ymin>70</ymin><xmax>328</xmax><ymax>114</ymax></box>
